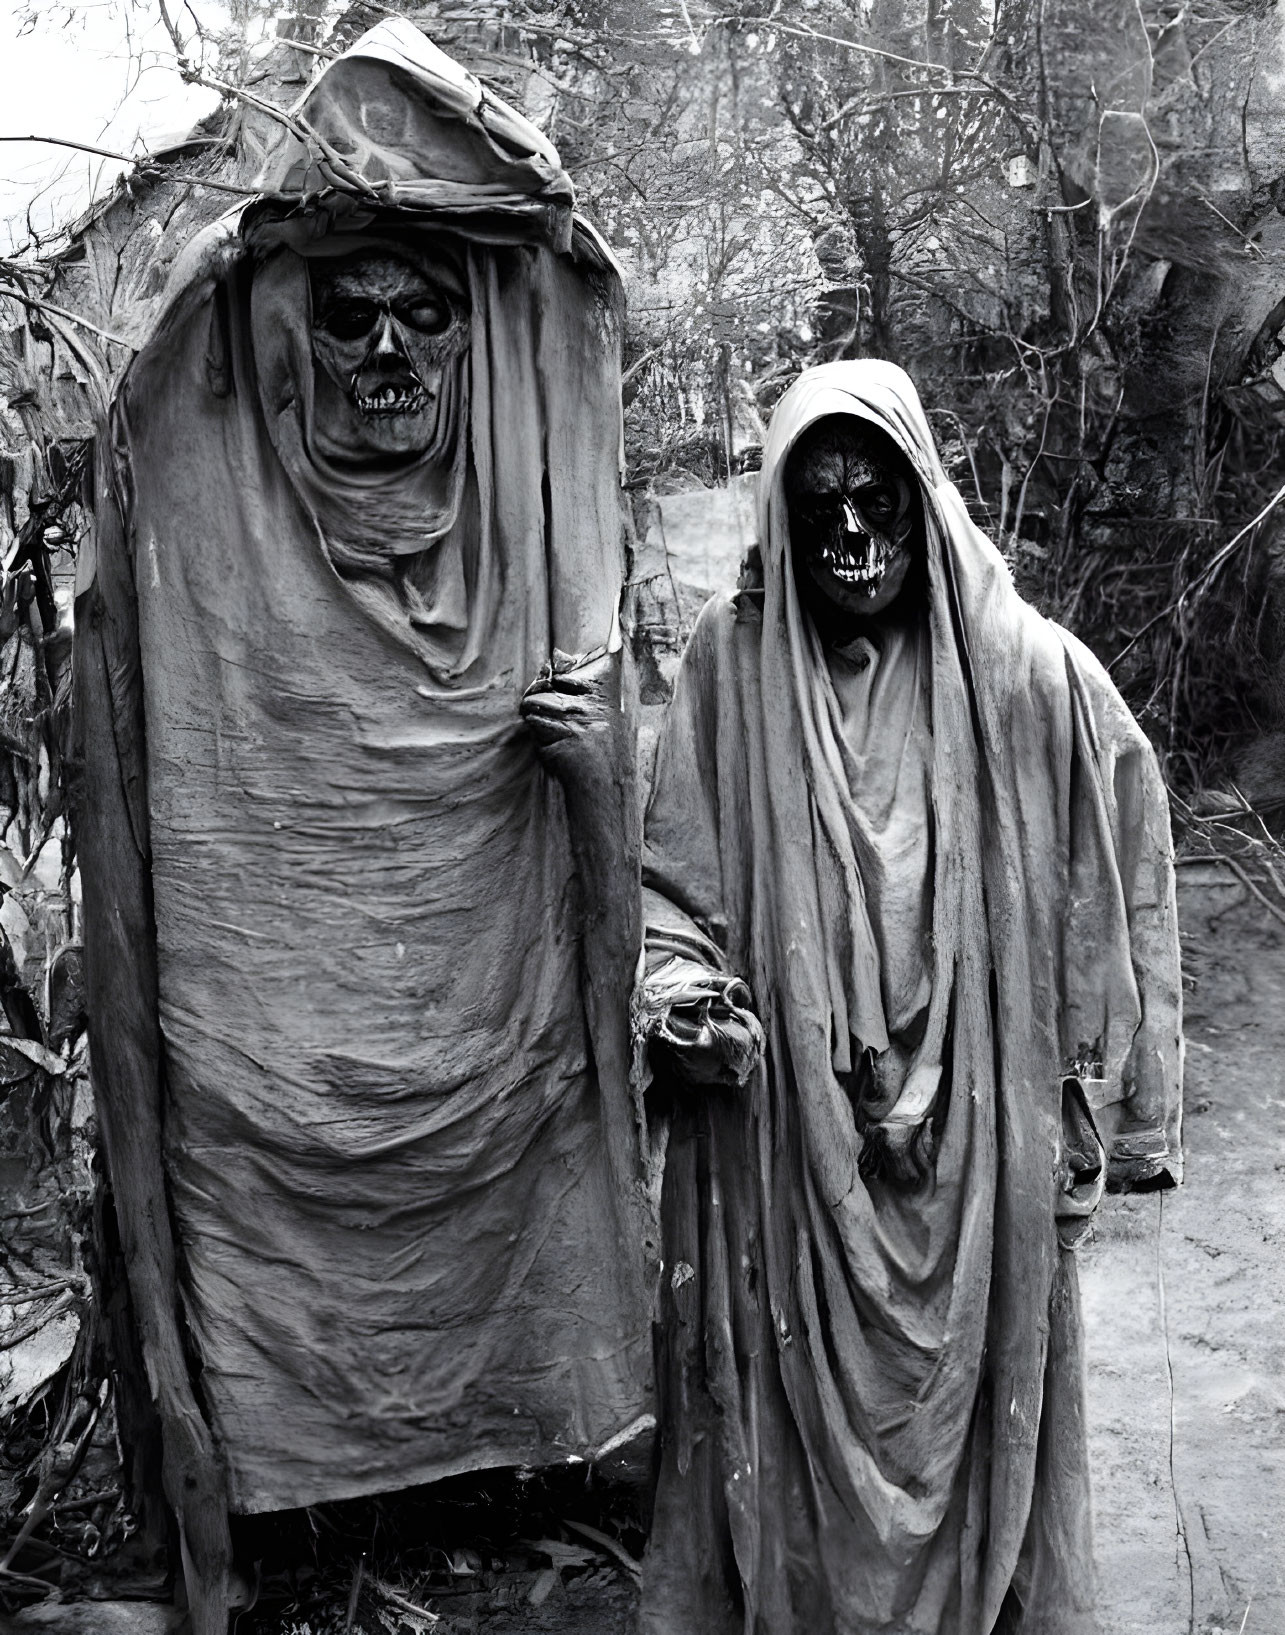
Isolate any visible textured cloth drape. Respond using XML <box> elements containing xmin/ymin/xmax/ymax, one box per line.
<box><xmin>640</xmin><ymin>362</ymin><xmax>1182</xmax><ymax>1635</ymax></box>
<box><xmin>74</xmin><ymin>21</ymin><xmax>652</xmax><ymax>1516</ymax></box>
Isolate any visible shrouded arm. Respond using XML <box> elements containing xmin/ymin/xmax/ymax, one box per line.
<box><xmin>638</xmin><ymin>888</ymin><xmax>763</xmax><ymax>1092</ymax></box>
<box><xmin>1060</xmin><ymin>633</ymin><xmax>1184</xmax><ymax>1192</ymax></box>
<box><xmin>638</xmin><ymin>601</ymin><xmax>763</xmax><ymax>1090</ymax></box>
<box><xmin>1108</xmin><ymin>729</ymin><xmax>1184</xmax><ymax>1189</ymax></box>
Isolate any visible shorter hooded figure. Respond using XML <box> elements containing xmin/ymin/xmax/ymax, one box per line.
<box><xmin>636</xmin><ymin>362</ymin><xmax>1182</xmax><ymax>1635</ymax></box>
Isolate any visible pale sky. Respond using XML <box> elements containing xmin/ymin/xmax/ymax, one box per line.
<box><xmin>0</xmin><ymin>1</ymin><xmax>230</xmax><ymax>255</ymax></box>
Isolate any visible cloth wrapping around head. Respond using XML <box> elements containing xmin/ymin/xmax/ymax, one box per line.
<box><xmin>247</xmin><ymin>230</ymin><xmax>473</xmax><ymax>572</ymax></box>
<box><xmin>74</xmin><ymin>20</ymin><xmax>651</xmax><ymax>1520</ymax></box>
<box><xmin>253</xmin><ymin>16</ymin><xmax>576</xmax><ymax>236</ymax></box>
<box><xmin>639</xmin><ymin>360</ymin><xmax>1183</xmax><ymax>1633</ymax></box>
<box><xmin>241</xmin><ymin>220</ymin><xmax>618</xmax><ymax>682</ymax></box>
<box><xmin>228</xmin><ymin>15</ymin><xmax>626</xmax><ymax>680</ymax></box>
<box><xmin>752</xmin><ymin>363</ymin><xmax>1180</xmax><ymax>1150</ymax></box>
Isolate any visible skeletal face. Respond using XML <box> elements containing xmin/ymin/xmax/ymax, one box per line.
<box><xmin>785</xmin><ymin>418</ymin><xmax>920</xmax><ymax>617</ymax></box>
<box><xmin>309</xmin><ymin>251</ymin><xmax>468</xmax><ymax>462</ymax></box>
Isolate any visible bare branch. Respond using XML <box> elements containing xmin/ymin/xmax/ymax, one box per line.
<box><xmin>0</xmin><ymin>282</ymin><xmax>134</xmax><ymax>350</ymax></box>
<box><xmin>0</xmin><ymin>135</ymin><xmax>253</xmax><ymax>198</ymax></box>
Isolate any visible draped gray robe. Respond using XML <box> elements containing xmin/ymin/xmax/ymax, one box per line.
<box><xmin>73</xmin><ymin>19</ymin><xmax>652</xmax><ymax>1541</ymax></box>
<box><xmin>639</xmin><ymin>362</ymin><xmax>1182</xmax><ymax>1635</ymax></box>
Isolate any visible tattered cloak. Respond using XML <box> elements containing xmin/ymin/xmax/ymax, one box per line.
<box><xmin>639</xmin><ymin>363</ymin><xmax>1183</xmax><ymax>1635</ymax></box>
<box><xmin>73</xmin><ymin>20</ymin><xmax>652</xmax><ymax>1524</ymax></box>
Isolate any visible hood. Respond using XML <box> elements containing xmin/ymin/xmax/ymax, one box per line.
<box><xmin>119</xmin><ymin>19</ymin><xmax>628</xmax><ymax>687</ymax></box>
<box><xmin>245</xmin><ymin>17</ymin><xmax>617</xmax><ymax>268</ymax></box>
<box><xmin>757</xmin><ymin>360</ymin><xmax>962</xmax><ymax>602</ymax></box>
<box><xmin>760</xmin><ymin>360</ymin><xmax>949</xmax><ymax>514</ymax></box>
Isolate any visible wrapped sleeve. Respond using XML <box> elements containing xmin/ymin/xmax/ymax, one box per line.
<box><xmin>636</xmin><ymin>594</ymin><xmax>771</xmax><ymax>1099</ymax></box>
<box><xmin>641</xmin><ymin>596</ymin><xmax>741</xmax><ymax>982</ymax></box>
<box><xmin>1105</xmin><ymin>716</ymin><xmax>1184</xmax><ymax>1185</ymax></box>
<box><xmin>1059</xmin><ymin>630</ymin><xmax>1184</xmax><ymax>1189</ymax></box>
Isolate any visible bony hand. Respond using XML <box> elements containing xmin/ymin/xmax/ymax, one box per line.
<box><xmin>654</xmin><ymin>995</ymin><xmax>763</xmax><ymax>1088</ymax></box>
<box><xmin>640</xmin><ymin>960</ymin><xmax>765</xmax><ymax>1089</ymax></box>
<box><xmin>519</xmin><ymin>643</ymin><xmax>621</xmax><ymax>763</ymax></box>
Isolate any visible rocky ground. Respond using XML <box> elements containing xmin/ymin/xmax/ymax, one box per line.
<box><xmin>5</xmin><ymin>865</ymin><xmax>1283</xmax><ymax>1635</ymax></box>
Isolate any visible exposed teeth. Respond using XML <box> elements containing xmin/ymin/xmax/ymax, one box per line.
<box><xmin>354</xmin><ymin>384</ymin><xmax>429</xmax><ymax>418</ymax></box>
<box><xmin>820</xmin><ymin>536</ymin><xmax>888</xmax><ymax>588</ymax></box>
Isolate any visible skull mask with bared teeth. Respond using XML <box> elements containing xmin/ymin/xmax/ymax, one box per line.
<box><xmin>308</xmin><ymin>249</ymin><xmax>469</xmax><ymax>465</ymax></box>
<box><xmin>784</xmin><ymin>416</ymin><xmax>923</xmax><ymax>627</ymax></box>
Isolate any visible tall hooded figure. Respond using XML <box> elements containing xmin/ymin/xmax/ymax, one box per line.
<box><xmin>637</xmin><ymin>362</ymin><xmax>1183</xmax><ymax>1635</ymax></box>
<box><xmin>71</xmin><ymin>22</ymin><xmax>653</xmax><ymax>1632</ymax></box>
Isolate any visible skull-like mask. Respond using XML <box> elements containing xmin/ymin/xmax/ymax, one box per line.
<box><xmin>309</xmin><ymin>250</ymin><xmax>468</xmax><ymax>464</ymax></box>
<box><xmin>785</xmin><ymin>418</ymin><xmax>921</xmax><ymax>619</ymax></box>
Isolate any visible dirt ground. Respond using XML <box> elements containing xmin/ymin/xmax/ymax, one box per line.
<box><xmin>1082</xmin><ymin>865</ymin><xmax>1285</xmax><ymax>1635</ymax></box>
<box><xmin>6</xmin><ymin>865</ymin><xmax>1284</xmax><ymax>1635</ymax></box>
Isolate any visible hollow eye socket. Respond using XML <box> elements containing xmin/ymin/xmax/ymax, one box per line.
<box><xmin>395</xmin><ymin>297</ymin><xmax>452</xmax><ymax>335</ymax></box>
<box><xmin>318</xmin><ymin>300</ymin><xmax>381</xmax><ymax>341</ymax></box>
<box><xmin>856</xmin><ymin>482</ymin><xmax>900</xmax><ymax>524</ymax></box>
<box><xmin>795</xmin><ymin>495</ymin><xmax>845</xmax><ymax>532</ymax></box>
